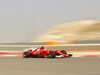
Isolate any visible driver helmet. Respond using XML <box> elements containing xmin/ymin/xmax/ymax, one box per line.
<box><xmin>41</xmin><ymin>46</ymin><xmax>44</xmax><ymax>49</ymax></box>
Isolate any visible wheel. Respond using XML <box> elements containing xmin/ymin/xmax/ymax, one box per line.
<box><xmin>23</xmin><ymin>52</ymin><xmax>30</xmax><ymax>58</ymax></box>
<box><xmin>49</xmin><ymin>52</ymin><xmax>55</xmax><ymax>58</ymax></box>
<box><xmin>61</xmin><ymin>50</ymin><xmax>67</xmax><ymax>55</ymax></box>
<box><xmin>68</xmin><ymin>54</ymin><xmax>72</xmax><ymax>57</ymax></box>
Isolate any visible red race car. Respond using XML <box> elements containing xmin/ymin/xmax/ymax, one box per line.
<box><xmin>23</xmin><ymin>47</ymin><xmax>72</xmax><ymax>58</ymax></box>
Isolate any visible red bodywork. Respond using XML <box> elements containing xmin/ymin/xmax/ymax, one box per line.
<box><xmin>24</xmin><ymin>47</ymin><xmax>71</xmax><ymax>58</ymax></box>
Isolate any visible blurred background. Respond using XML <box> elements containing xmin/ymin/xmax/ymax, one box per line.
<box><xmin>0</xmin><ymin>0</ymin><xmax>100</xmax><ymax>45</ymax></box>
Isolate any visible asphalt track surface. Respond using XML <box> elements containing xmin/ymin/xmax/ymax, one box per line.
<box><xmin>0</xmin><ymin>45</ymin><xmax>100</xmax><ymax>75</ymax></box>
<box><xmin>0</xmin><ymin>57</ymin><xmax>100</xmax><ymax>75</ymax></box>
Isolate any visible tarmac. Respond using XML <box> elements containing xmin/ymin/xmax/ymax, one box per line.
<box><xmin>0</xmin><ymin>45</ymin><xmax>100</xmax><ymax>75</ymax></box>
<box><xmin>0</xmin><ymin>57</ymin><xmax>100</xmax><ymax>75</ymax></box>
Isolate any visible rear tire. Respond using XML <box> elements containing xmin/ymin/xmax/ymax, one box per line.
<box><xmin>49</xmin><ymin>52</ymin><xmax>55</xmax><ymax>58</ymax></box>
<box><xmin>23</xmin><ymin>52</ymin><xmax>30</xmax><ymax>58</ymax></box>
<box><xmin>61</xmin><ymin>50</ymin><xmax>67</xmax><ymax>55</ymax></box>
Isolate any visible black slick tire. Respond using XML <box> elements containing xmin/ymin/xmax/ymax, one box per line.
<box><xmin>49</xmin><ymin>52</ymin><xmax>55</xmax><ymax>58</ymax></box>
<box><xmin>23</xmin><ymin>52</ymin><xmax>30</xmax><ymax>58</ymax></box>
<box><xmin>61</xmin><ymin>50</ymin><xmax>67</xmax><ymax>55</ymax></box>
<box><xmin>68</xmin><ymin>54</ymin><xmax>72</xmax><ymax>57</ymax></box>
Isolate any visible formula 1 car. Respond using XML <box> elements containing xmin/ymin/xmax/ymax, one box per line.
<box><xmin>23</xmin><ymin>47</ymin><xmax>72</xmax><ymax>58</ymax></box>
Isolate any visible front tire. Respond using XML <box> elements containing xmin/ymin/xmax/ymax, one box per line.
<box><xmin>49</xmin><ymin>52</ymin><xmax>55</xmax><ymax>58</ymax></box>
<box><xmin>23</xmin><ymin>52</ymin><xmax>30</xmax><ymax>58</ymax></box>
<box><xmin>61</xmin><ymin>50</ymin><xmax>67</xmax><ymax>55</ymax></box>
<box><xmin>68</xmin><ymin>54</ymin><xmax>72</xmax><ymax>57</ymax></box>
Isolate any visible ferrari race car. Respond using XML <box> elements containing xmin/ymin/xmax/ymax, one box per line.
<box><xmin>23</xmin><ymin>47</ymin><xmax>72</xmax><ymax>58</ymax></box>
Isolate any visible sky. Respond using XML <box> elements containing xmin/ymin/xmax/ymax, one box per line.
<box><xmin>0</xmin><ymin>0</ymin><xmax>100</xmax><ymax>43</ymax></box>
